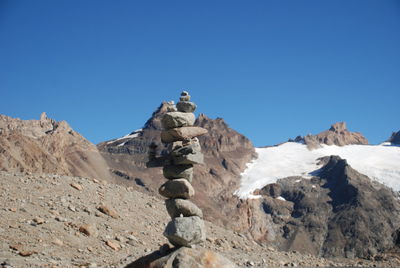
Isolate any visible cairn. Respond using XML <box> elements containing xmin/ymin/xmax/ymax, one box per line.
<box><xmin>159</xmin><ymin>91</ymin><xmax>208</xmax><ymax>247</ymax></box>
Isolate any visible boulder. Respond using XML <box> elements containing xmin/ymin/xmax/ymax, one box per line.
<box><xmin>176</xmin><ymin>101</ymin><xmax>197</xmax><ymax>113</ymax></box>
<box><xmin>166</xmin><ymin>199</ymin><xmax>203</xmax><ymax>218</ymax></box>
<box><xmin>163</xmin><ymin>164</ymin><xmax>193</xmax><ymax>182</ymax></box>
<box><xmin>126</xmin><ymin>246</ymin><xmax>237</xmax><ymax>268</ymax></box>
<box><xmin>161</xmin><ymin>112</ymin><xmax>195</xmax><ymax>130</ymax></box>
<box><xmin>164</xmin><ymin>216</ymin><xmax>206</xmax><ymax>247</ymax></box>
<box><xmin>159</xmin><ymin>179</ymin><xmax>195</xmax><ymax>199</ymax></box>
<box><xmin>161</xmin><ymin>127</ymin><xmax>207</xmax><ymax>143</ymax></box>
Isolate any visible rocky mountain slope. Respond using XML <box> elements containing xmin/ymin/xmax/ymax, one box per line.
<box><xmin>97</xmin><ymin>102</ymin><xmax>256</xmax><ymax>227</ymax></box>
<box><xmin>239</xmin><ymin>155</ymin><xmax>400</xmax><ymax>258</ymax></box>
<box><xmin>0</xmin><ymin>113</ymin><xmax>112</xmax><ymax>182</ymax></box>
<box><xmin>1</xmin><ymin>170</ymin><xmax>398</xmax><ymax>268</ymax></box>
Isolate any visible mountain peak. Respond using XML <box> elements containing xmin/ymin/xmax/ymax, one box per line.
<box><xmin>329</xmin><ymin>122</ymin><xmax>347</xmax><ymax>133</ymax></box>
<box><xmin>301</xmin><ymin>122</ymin><xmax>368</xmax><ymax>149</ymax></box>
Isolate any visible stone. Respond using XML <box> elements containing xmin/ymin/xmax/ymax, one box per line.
<box><xmin>161</xmin><ymin>127</ymin><xmax>207</xmax><ymax>143</ymax></box>
<box><xmin>177</xmin><ymin>101</ymin><xmax>197</xmax><ymax>113</ymax></box>
<box><xmin>180</xmin><ymin>91</ymin><xmax>191</xmax><ymax>102</ymax></box>
<box><xmin>106</xmin><ymin>240</ymin><xmax>120</xmax><ymax>251</ymax></box>
<box><xmin>159</xmin><ymin>179</ymin><xmax>195</xmax><ymax>199</ymax></box>
<box><xmin>97</xmin><ymin>204</ymin><xmax>119</xmax><ymax>219</ymax></box>
<box><xmin>260</xmin><ymin>183</ymin><xmax>282</xmax><ymax>198</ymax></box>
<box><xmin>171</xmin><ymin>145</ymin><xmax>204</xmax><ymax>165</ymax></box>
<box><xmin>70</xmin><ymin>182</ymin><xmax>83</xmax><ymax>191</ymax></box>
<box><xmin>128</xmin><ymin>246</ymin><xmax>237</xmax><ymax>268</ymax></box>
<box><xmin>163</xmin><ymin>164</ymin><xmax>193</xmax><ymax>182</ymax></box>
<box><xmin>79</xmin><ymin>224</ymin><xmax>98</xmax><ymax>237</ymax></box>
<box><xmin>161</xmin><ymin>112</ymin><xmax>195</xmax><ymax>130</ymax></box>
<box><xmin>166</xmin><ymin>199</ymin><xmax>203</xmax><ymax>218</ymax></box>
<box><xmin>164</xmin><ymin>216</ymin><xmax>206</xmax><ymax>247</ymax></box>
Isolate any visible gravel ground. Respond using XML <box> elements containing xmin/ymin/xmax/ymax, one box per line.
<box><xmin>1</xmin><ymin>171</ymin><xmax>399</xmax><ymax>267</ymax></box>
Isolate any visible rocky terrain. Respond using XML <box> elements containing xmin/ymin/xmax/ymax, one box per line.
<box><xmin>1</xmin><ymin>171</ymin><xmax>399</xmax><ymax>268</ymax></box>
<box><xmin>290</xmin><ymin>122</ymin><xmax>369</xmax><ymax>149</ymax></box>
<box><xmin>246</xmin><ymin>155</ymin><xmax>400</xmax><ymax>258</ymax></box>
<box><xmin>0</xmin><ymin>113</ymin><xmax>112</xmax><ymax>182</ymax></box>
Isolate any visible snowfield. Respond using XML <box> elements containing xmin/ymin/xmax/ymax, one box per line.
<box><xmin>235</xmin><ymin>142</ymin><xmax>400</xmax><ymax>199</ymax></box>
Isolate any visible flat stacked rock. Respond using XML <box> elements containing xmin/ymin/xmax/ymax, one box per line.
<box><xmin>159</xmin><ymin>91</ymin><xmax>207</xmax><ymax>247</ymax></box>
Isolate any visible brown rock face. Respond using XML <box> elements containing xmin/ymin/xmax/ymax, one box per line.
<box><xmin>97</xmin><ymin>103</ymin><xmax>256</xmax><ymax>228</ymax></box>
<box><xmin>303</xmin><ymin>122</ymin><xmax>368</xmax><ymax>149</ymax></box>
<box><xmin>0</xmin><ymin>113</ymin><xmax>112</xmax><ymax>181</ymax></box>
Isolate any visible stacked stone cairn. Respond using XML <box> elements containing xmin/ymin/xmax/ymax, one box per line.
<box><xmin>159</xmin><ymin>91</ymin><xmax>208</xmax><ymax>248</ymax></box>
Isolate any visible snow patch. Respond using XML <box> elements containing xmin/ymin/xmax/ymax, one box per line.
<box><xmin>107</xmin><ymin>129</ymin><xmax>143</xmax><ymax>144</ymax></box>
<box><xmin>235</xmin><ymin>142</ymin><xmax>400</xmax><ymax>199</ymax></box>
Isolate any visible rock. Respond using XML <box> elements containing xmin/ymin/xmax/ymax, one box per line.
<box><xmin>33</xmin><ymin>217</ymin><xmax>45</xmax><ymax>225</ymax></box>
<box><xmin>259</xmin><ymin>183</ymin><xmax>282</xmax><ymax>198</ymax></box>
<box><xmin>161</xmin><ymin>126</ymin><xmax>207</xmax><ymax>143</ymax></box>
<box><xmin>165</xmin><ymin>199</ymin><xmax>203</xmax><ymax>218</ymax></box>
<box><xmin>97</xmin><ymin>204</ymin><xmax>119</xmax><ymax>219</ymax></box>
<box><xmin>176</xmin><ymin>101</ymin><xmax>197</xmax><ymax>113</ymax></box>
<box><xmin>387</xmin><ymin>130</ymin><xmax>400</xmax><ymax>145</ymax></box>
<box><xmin>128</xmin><ymin>246</ymin><xmax>237</xmax><ymax>268</ymax></box>
<box><xmin>161</xmin><ymin>112</ymin><xmax>195</xmax><ymax>130</ymax></box>
<box><xmin>171</xmin><ymin>144</ymin><xmax>204</xmax><ymax>165</ymax></box>
<box><xmin>173</xmin><ymin>151</ymin><xmax>204</xmax><ymax>165</ymax></box>
<box><xmin>164</xmin><ymin>216</ymin><xmax>206</xmax><ymax>247</ymax></box>
<box><xmin>79</xmin><ymin>224</ymin><xmax>98</xmax><ymax>237</ymax></box>
<box><xmin>106</xmin><ymin>240</ymin><xmax>120</xmax><ymax>251</ymax></box>
<box><xmin>163</xmin><ymin>164</ymin><xmax>193</xmax><ymax>181</ymax></box>
<box><xmin>179</xmin><ymin>91</ymin><xmax>191</xmax><ymax>102</ymax></box>
<box><xmin>52</xmin><ymin>238</ymin><xmax>63</xmax><ymax>246</ymax></box>
<box><xmin>159</xmin><ymin>179</ymin><xmax>195</xmax><ymax>199</ymax></box>
<box><xmin>70</xmin><ymin>182</ymin><xmax>83</xmax><ymax>191</ymax></box>
<box><xmin>302</xmin><ymin>122</ymin><xmax>368</xmax><ymax>149</ymax></box>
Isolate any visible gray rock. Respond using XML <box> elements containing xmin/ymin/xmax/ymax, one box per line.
<box><xmin>171</xmin><ymin>144</ymin><xmax>204</xmax><ymax>165</ymax></box>
<box><xmin>164</xmin><ymin>216</ymin><xmax>206</xmax><ymax>247</ymax></box>
<box><xmin>159</xmin><ymin>179</ymin><xmax>195</xmax><ymax>199</ymax></box>
<box><xmin>161</xmin><ymin>112</ymin><xmax>195</xmax><ymax>130</ymax></box>
<box><xmin>166</xmin><ymin>199</ymin><xmax>203</xmax><ymax>218</ymax></box>
<box><xmin>163</xmin><ymin>164</ymin><xmax>193</xmax><ymax>182</ymax></box>
<box><xmin>161</xmin><ymin>127</ymin><xmax>207</xmax><ymax>143</ymax></box>
<box><xmin>177</xmin><ymin>101</ymin><xmax>197</xmax><ymax>113</ymax></box>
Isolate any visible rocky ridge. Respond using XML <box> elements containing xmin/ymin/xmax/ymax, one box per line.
<box><xmin>0</xmin><ymin>113</ymin><xmax>112</xmax><ymax>182</ymax></box>
<box><xmin>290</xmin><ymin>122</ymin><xmax>369</xmax><ymax>149</ymax></box>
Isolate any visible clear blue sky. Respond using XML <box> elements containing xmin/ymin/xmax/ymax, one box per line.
<box><xmin>1</xmin><ymin>0</ymin><xmax>399</xmax><ymax>146</ymax></box>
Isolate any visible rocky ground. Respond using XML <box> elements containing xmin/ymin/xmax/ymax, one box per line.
<box><xmin>1</xmin><ymin>171</ymin><xmax>400</xmax><ymax>268</ymax></box>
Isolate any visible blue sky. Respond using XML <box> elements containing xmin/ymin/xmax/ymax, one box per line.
<box><xmin>1</xmin><ymin>0</ymin><xmax>399</xmax><ymax>146</ymax></box>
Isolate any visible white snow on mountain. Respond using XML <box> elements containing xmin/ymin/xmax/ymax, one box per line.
<box><xmin>106</xmin><ymin>129</ymin><xmax>143</xmax><ymax>145</ymax></box>
<box><xmin>235</xmin><ymin>142</ymin><xmax>400</xmax><ymax>199</ymax></box>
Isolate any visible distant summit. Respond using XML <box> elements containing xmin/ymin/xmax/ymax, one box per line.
<box><xmin>387</xmin><ymin>130</ymin><xmax>400</xmax><ymax>145</ymax></box>
<box><xmin>290</xmin><ymin>122</ymin><xmax>368</xmax><ymax>149</ymax></box>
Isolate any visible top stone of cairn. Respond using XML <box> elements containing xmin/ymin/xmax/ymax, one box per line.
<box><xmin>177</xmin><ymin>91</ymin><xmax>197</xmax><ymax>113</ymax></box>
<box><xmin>180</xmin><ymin>91</ymin><xmax>190</xmax><ymax>102</ymax></box>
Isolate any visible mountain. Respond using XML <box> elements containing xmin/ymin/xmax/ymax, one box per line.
<box><xmin>0</xmin><ymin>113</ymin><xmax>112</xmax><ymax>181</ymax></box>
<box><xmin>290</xmin><ymin>122</ymin><xmax>368</xmax><ymax>149</ymax></box>
<box><xmin>387</xmin><ymin>130</ymin><xmax>400</xmax><ymax>145</ymax></box>
<box><xmin>97</xmin><ymin>102</ymin><xmax>256</xmax><ymax>227</ymax></box>
<box><xmin>236</xmin><ymin>140</ymin><xmax>400</xmax><ymax>258</ymax></box>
